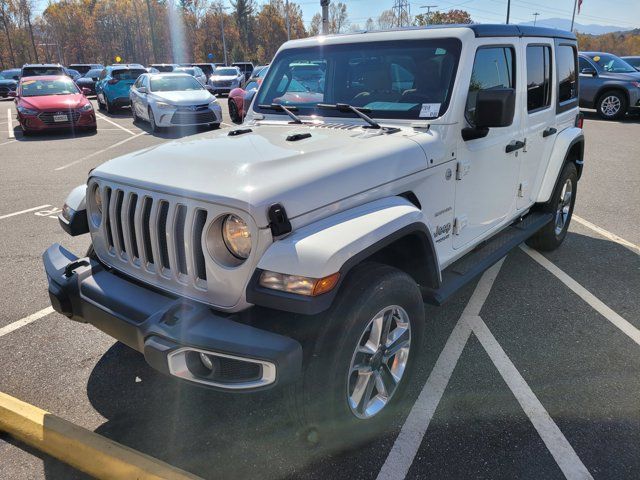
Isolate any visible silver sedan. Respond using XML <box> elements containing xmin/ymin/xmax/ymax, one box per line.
<box><xmin>130</xmin><ymin>73</ymin><xmax>222</xmax><ymax>132</ymax></box>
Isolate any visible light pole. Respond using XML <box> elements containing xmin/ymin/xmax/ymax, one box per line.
<box><xmin>286</xmin><ymin>0</ymin><xmax>290</xmax><ymax>40</ymax></box>
<box><xmin>420</xmin><ymin>5</ymin><xmax>438</xmax><ymax>25</ymax></box>
<box><xmin>533</xmin><ymin>12</ymin><xmax>540</xmax><ymax>26</ymax></box>
<box><xmin>506</xmin><ymin>0</ymin><xmax>511</xmax><ymax>24</ymax></box>
<box><xmin>570</xmin><ymin>0</ymin><xmax>578</xmax><ymax>31</ymax></box>
<box><xmin>321</xmin><ymin>0</ymin><xmax>330</xmax><ymax>35</ymax></box>
<box><xmin>218</xmin><ymin>4</ymin><xmax>229</xmax><ymax>65</ymax></box>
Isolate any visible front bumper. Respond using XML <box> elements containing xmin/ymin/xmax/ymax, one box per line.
<box><xmin>19</xmin><ymin>111</ymin><xmax>96</xmax><ymax>132</ymax></box>
<box><xmin>155</xmin><ymin>105</ymin><xmax>222</xmax><ymax>127</ymax></box>
<box><xmin>43</xmin><ymin>243</ymin><xmax>302</xmax><ymax>391</ymax></box>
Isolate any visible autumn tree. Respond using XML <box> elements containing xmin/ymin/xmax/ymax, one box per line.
<box><xmin>414</xmin><ymin>9</ymin><xmax>472</xmax><ymax>26</ymax></box>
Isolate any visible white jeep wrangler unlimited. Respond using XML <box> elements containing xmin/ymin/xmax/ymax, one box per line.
<box><xmin>44</xmin><ymin>25</ymin><xmax>584</xmax><ymax>435</ymax></box>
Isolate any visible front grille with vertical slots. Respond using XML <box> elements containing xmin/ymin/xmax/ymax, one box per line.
<box><xmin>87</xmin><ymin>179</ymin><xmax>260</xmax><ymax>309</ymax></box>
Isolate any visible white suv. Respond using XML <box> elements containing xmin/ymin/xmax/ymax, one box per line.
<box><xmin>45</xmin><ymin>25</ymin><xmax>584</xmax><ymax>437</ymax></box>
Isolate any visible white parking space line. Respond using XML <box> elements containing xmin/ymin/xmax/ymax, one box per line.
<box><xmin>377</xmin><ymin>261</ymin><xmax>504</xmax><ymax>480</ymax></box>
<box><xmin>521</xmin><ymin>245</ymin><xmax>640</xmax><ymax>346</ymax></box>
<box><xmin>0</xmin><ymin>204</ymin><xmax>51</xmax><ymax>221</ymax></box>
<box><xmin>0</xmin><ymin>307</ymin><xmax>54</xmax><ymax>338</ymax></box>
<box><xmin>95</xmin><ymin>112</ymin><xmax>137</xmax><ymax>136</ymax></box>
<box><xmin>379</xmin><ymin>257</ymin><xmax>595</xmax><ymax>480</ymax></box>
<box><xmin>0</xmin><ymin>139</ymin><xmax>17</xmax><ymax>146</ymax></box>
<box><xmin>470</xmin><ymin>315</ymin><xmax>594</xmax><ymax>480</ymax></box>
<box><xmin>54</xmin><ymin>132</ymin><xmax>146</xmax><ymax>171</ymax></box>
<box><xmin>573</xmin><ymin>215</ymin><xmax>640</xmax><ymax>254</ymax></box>
<box><xmin>6</xmin><ymin>108</ymin><xmax>14</xmax><ymax>138</ymax></box>
<box><xmin>221</xmin><ymin>122</ymin><xmax>233</xmax><ymax>128</ymax></box>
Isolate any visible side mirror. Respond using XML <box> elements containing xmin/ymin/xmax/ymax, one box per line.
<box><xmin>205</xmin><ymin>85</ymin><xmax>215</xmax><ymax>94</ymax></box>
<box><xmin>81</xmin><ymin>87</ymin><xmax>91</xmax><ymax>96</ymax></box>
<box><xmin>475</xmin><ymin>88</ymin><xmax>515</xmax><ymax>128</ymax></box>
<box><xmin>137</xmin><ymin>86</ymin><xmax>147</xmax><ymax>94</ymax></box>
<box><xmin>462</xmin><ymin>88</ymin><xmax>515</xmax><ymax>141</ymax></box>
<box><xmin>580</xmin><ymin>67</ymin><xmax>597</xmax><ymax>76</ymax></box>
<box><xmin>8</xmin><ymin>91</ymin><xmax>16</xmax><ymax>98</ymax></box>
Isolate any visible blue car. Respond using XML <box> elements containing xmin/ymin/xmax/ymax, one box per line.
<box><xmin>95</xmin><ymin>64</ymin><xmax>147</xmax><ymax>113</ymax></box>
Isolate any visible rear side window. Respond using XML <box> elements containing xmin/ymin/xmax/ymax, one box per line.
<box><xmin>526</xmin><ymin>45</ymin><xmax>552</xmax><ymax>112</ymax></box>
<box><xmin>465</xmin><ymin>46</ymin><xmax>515</xmax><ymax>125</ymax></box>
<box><xmin>556</xmin><ymin>45</ymin><xmax>577</xmax><ymax>104</ymax></box>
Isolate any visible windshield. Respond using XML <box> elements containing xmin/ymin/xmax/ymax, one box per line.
<box><xmin>0</xmin><ymin>70</ymin><xmax>20</xmax><ymax>80</ymax></box>
<box><xmin>84</xmin><ymin>69</ymin><xmax>103</xmax><ymax>78</ymax></box>
<box><xmin>22</xmin><ymin>67</ymin><xmax>64</xmax><ymax>77</ymax></box>
<box><xmin>195</xmin><ymin>64</ymin><xmax>213</xmax><ymax>75</ymax></box>
<box><xmin>70</xmin><ymin>65</ymin><xmax>92</xmax><ymax>74</ymax></box>
<box><xmin>150</xmin><ymin>75</ymin><xmax>204</xmax><ymax>92</ymax></box>
<box><xmin>215</xmin><ymin>68</ymin><xmax>238</xmax><ymax>76</ymax></box>
<box><xmin>254</xmin><ymin>38</ymin><xmax>461</xmax><ymax>120</ymax></box>
<box><xmin>153</xmin><ymin>65</ymin><xmax>175</xmax><ymax>72</ymax></box>
<box><xmin>112</xmin><ymin>69</ymin><xmax>146</xmax><ymax>80</ymax></box>
<box><xmin>623</xmin><ymin>57</ymin><xmax>640</xmax><ymax>68</ymax></box>
<box><xmin>587</xmin><ymin>54</ymin><xmax>636</xmax><ymax>73</ymax></box>
<box><xmin>21</xmin><ymin>78</ymin><xmax>78</xmax><ymax>97</ymax></box>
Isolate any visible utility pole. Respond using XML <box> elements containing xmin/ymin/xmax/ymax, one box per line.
<box><xmin>286</xmin><ymin>0</ymin><xmax>290</xmax><ymax>40</ymax></box>
<box><xmin>144</xmin><ymin>0</ymin><xmax>159</xmax><ymax>62</ymax></box>
<box><xmin>420</xmin><ymin>5</ymin><xmax>438</xmax><ymax>25</ymax></box>
<box><xmin>219</xmin><ymin>4</ymin><xmax>229</xmax><ymax>65</ymax></box>
<box><xmin>533</xmin><ymin>12</ymin><xmax>540</xmax><ymax>26</ymax></box>
<box><xmin>321</xmin><ymin>0</ymin><xmax>330</xmax><ymax>35</ymax></box>
<box><xmin>506</xmin><ymin>0</ymin><xmax>511</xmax><ymax>24</ymax></box>
<box><xmin>570</xmin><ymin>0</ymin><xmax>578</xmax><ymax>31</ymax></box>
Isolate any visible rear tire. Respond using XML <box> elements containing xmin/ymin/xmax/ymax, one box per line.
<box><xmin>289</xmin><ymin>263</ymin><xmax>424</xmax><ymax>446</ymax></box>
<box><xmin>105</xmin><ymin>97</ymin><xmax>115</xmax><ymax>114</ymax></box>
<box><xmin>526</xmin><ymin>162</ymin><xmax>578</xmax><ymax>251</ymax></box>
<box><xmin>596</xmin><ymin>91</ymin><xmax>627</xmax><ymax>120</ymax></box>
<box><xmin>228</xmin><ymin>99</ymin><xmax>241</xmax><ymax>123</ymax></box>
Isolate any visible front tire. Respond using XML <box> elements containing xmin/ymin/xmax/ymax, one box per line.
<box><xmin>526</xmin><ymin>162</ymin><xmax>578</xmax><ymax>251</ymax></box>
<box><xmin>228</xmin><ymin>99</ymin><xmax>241</xmax><ymax>123</ymax></box>
<box><xmin>597</xmin><ymin>91</ymin><xmax>627</xmax><ymax>120</ymax></box>
<box><xmin>105</xmin><ymin>96</ymin><xmax>115</xmax><ymax>114</ymax></box>
<box><xmin>291</xmin><ymin>263</ymin><xmax>424</xmax><ymax>444</ymax></box>
<box><xmin>148</xmin><ymin>108</ymin><xmax>159</xmax><ymax>133</ymax></box>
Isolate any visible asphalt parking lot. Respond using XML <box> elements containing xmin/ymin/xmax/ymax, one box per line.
<box><xmin>0</xmin><ymin>98</ymin><xmax>639</xmax><ymax>479</ymax></box>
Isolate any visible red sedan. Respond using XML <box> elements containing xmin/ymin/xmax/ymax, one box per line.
<box><xmin>11</xmin><ymin>75</ymin><xmax>96</xmax><ymax>135</ymax></box>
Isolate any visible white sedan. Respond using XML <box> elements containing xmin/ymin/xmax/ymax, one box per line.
<box><xmin>129</xmin><ymin>73</ymin><xmax>222</xmax><ymax>132</ymax></box>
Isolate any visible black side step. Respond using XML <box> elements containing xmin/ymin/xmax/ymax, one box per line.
<box><xmin>422</xmin><ymin>212</ymin><xmax>553</xmax><ymax>306</ymax></box>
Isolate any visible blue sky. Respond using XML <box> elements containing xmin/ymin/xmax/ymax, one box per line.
<box><xmin>280</xmin><ymin>0</ymin><xmax>640</xmax><ymax>29</ymax></box>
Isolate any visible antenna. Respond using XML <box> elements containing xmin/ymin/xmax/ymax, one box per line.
<box><xmin>392</xmin><ymin>0</ymin><xmax>412</xmax><ymax>28</ymax></box>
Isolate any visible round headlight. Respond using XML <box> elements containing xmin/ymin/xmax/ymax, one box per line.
<box><xmin>222</xmin><ymin>215</ymin><xmax>251</xmax><ymax>259</ymax></box>
<box><xmin>90</xmin><ymin>184</ymin><xmax>102</xmax><ymax>227</ymax></box>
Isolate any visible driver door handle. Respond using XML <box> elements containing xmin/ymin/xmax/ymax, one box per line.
<box><xmin>505</xmin><ymin>140</ymin><xmax>526</xmax><ymax>154</ymax></box>
<box><xmin>542</xmin><ymin>127</ymin><xmax>557</xmax><ymax>138</ymax></box>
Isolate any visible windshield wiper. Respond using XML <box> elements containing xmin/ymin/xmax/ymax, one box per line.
<box><xmin>258</xmin><ymin>103</ymin><xmax>302</xmax><ymax>124</ymax></box>
<box><xmin>317</xmin><ymin>103</ymin><xmax>381</xmax><ymax>129</ymax></box>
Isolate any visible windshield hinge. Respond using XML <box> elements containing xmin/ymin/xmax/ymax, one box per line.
<box><xmin>456</xmin><ymin>160</ymin><xmax>470</xmax><ymax>180</ymax></box>
<box><xmin>268</xmin><ymin>204</ymin><xmax>292</xmax><ymax>237</ymax></box>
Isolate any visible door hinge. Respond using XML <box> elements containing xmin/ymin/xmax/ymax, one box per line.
<box><xmin>456</xmin><ymin>160</ymin><xmax>470</xmax><ymax>180</ymax></box>
<box><xmin>518</xmin><ymin>181</ymin><xmax>528</xmax><ymax>198</ymax></box>
<box><xmin>453</xmin><ymin>215</ymin><xmax>467</xmax><ymax>235</ymax></box>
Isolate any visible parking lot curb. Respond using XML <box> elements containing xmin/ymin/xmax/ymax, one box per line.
<box><xmin>0</xmin><ymin>391</ymin><xmax>203</xmax><ymax>480</ymax></box>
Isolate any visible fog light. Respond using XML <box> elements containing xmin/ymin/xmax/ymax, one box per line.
<box><xmin>199</xmin><ymin>352</ymin><xmax>214</xmax><ymax>371</ymax></box>
<box><xmin>259</xmin><ymin>271</ymin><xmax>340</xmax><ymax>296</ymax></box>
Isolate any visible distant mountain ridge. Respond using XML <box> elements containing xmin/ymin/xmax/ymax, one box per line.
<box><xmin>518</xmin><ymin>17</ymin><xmax>634</xmax><ymax>35</ymax></box>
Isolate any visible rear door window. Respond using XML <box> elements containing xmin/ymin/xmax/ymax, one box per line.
<box><xmin>526</xmin><ymin>45</ymin><xmax>552</xmax><ymax>112</ymax></box>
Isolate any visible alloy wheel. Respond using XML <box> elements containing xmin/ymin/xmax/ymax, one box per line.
<box><xmin>601</xmin><ymin>95</ymin><xmax>621</xmax><ymax>117</ymax></box>
<box><xmin>555</xmin><ymin>178</ymin><xmax>573</xmax><ymax>236</ymax></box>
<box><xmin>347</xmin><ymin>305</ymin><xmax>411</xmax><ymax>419</ymax></box>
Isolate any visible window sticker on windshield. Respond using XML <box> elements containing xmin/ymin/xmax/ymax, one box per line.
<box><xmin>419</xmin><ymin>103</ymin><xmax>441</xmax><ymax>118</ymax></box>
<box><xmin>593</xmin><ymin>56</ymin><xmax>600</xmax><ymax>62</ymax></box>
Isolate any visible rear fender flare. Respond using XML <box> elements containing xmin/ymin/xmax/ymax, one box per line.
<box><xmin>536</xmin><ymin>128</ymin><xmax>584</xmax><ymax>203</ymax></box>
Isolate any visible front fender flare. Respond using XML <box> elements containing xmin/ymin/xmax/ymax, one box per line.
<box><xmin>536</xmin><ymin>128</ymin><xmax>584</xmax><ymax>203</ymax></box>
<box><xmin>247</xmin><ymin>196</ymin><xmax>439</xmax><ymax>315</ymax></box>
<box><xmin>58</xmin><ymin>184</ymin><xmax>89</xmax><ymax>236</ymax></box>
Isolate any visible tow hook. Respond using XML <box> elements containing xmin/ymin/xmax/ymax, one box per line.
<box><xmin>64</xmin><ymin>259</ymin><xmax>89</xmax><ymax>278</ymax></box>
